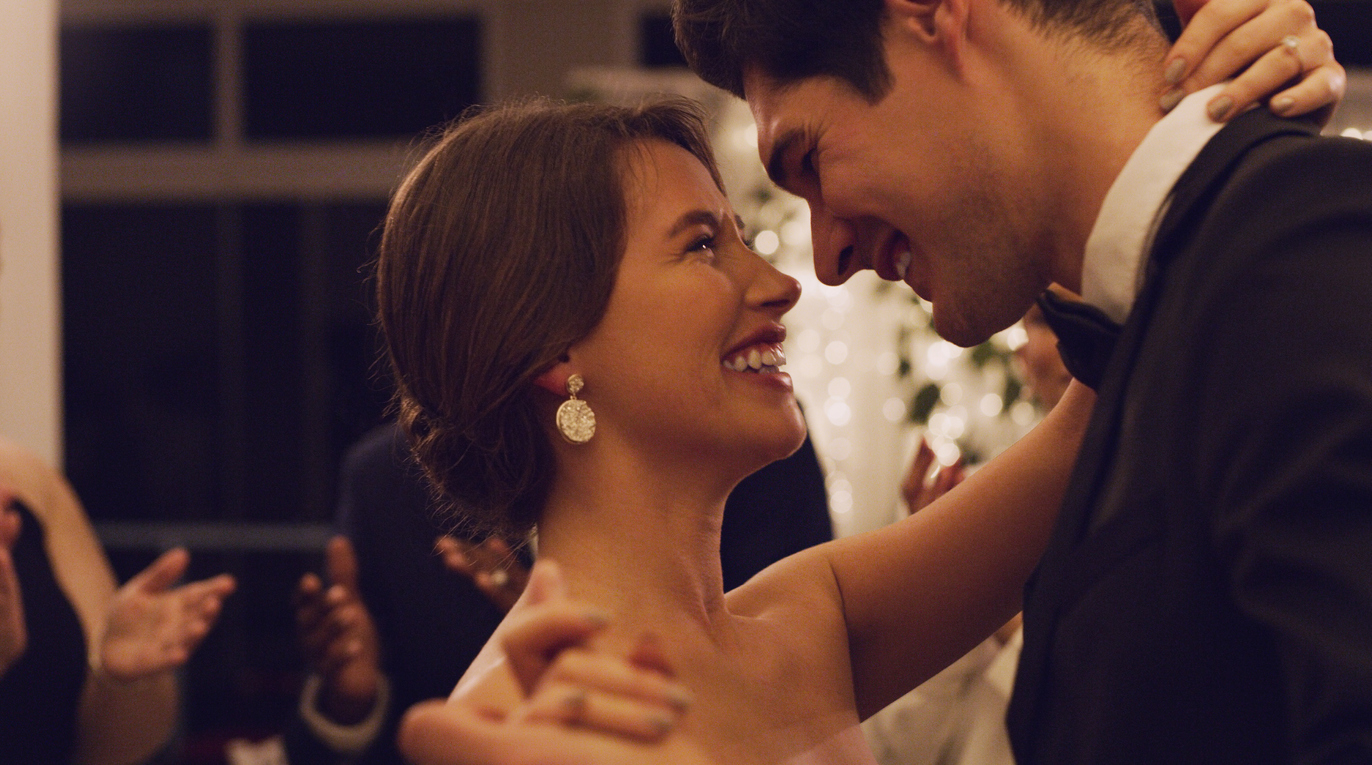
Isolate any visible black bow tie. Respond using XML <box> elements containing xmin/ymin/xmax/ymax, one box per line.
<box><xmin>1035</xmin><ymin>290</ymin><xmax>1122</xmax><ymax>390</ymax></box>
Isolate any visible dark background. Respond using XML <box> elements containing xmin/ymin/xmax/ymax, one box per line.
<box><xmin>59</xmin><ymin>8</ymin><xmax>688</xmax><ymax>761</ymax></box>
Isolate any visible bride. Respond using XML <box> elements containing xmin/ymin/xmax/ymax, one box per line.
<box><xmin>375</xmin><ymin>94</ymin><xmax>1092</xmax><ymax>763</ymax></box>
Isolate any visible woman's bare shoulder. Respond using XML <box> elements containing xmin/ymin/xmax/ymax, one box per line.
<box><xmin>724</xmin><ymin>542</ymin><xmax>845</xmax><ymax>627</ymax></box>
<box><xmin>451</xmin><ymin>621</ymin><xmax>525</xmax><ymax>714</ymax></box>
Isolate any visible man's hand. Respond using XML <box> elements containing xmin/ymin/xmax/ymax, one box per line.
<box><xmin>295</xmin><ymin>535</ymin><xmax>383</xmax><ymax>725</ymax></box>
<box><xmin>100</xmin><ymin>547</ymin><xmax>235</xmax><ymax>681</ymax></box>
<box><xmin>436</xmin><ymin>535</ymin><xmax>530</xmax><ymax>613</ymax></box>
<box><xmin>0</xmin><ymin>499</ymin><xmax>27</xmax><ymax>676</ymax></box>
<box><xmin>1163</xmin><ymin>0</ymin><xmax>1344</xmax><ymax>123</ymax></box>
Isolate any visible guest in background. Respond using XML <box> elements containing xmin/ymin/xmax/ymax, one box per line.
<box><xmin>0</xmin><ymin>436</ymin><xmax>235</xmax><ymax>765</ymax></box>
<box><xmin>288</xmin><ymin>423</ymin><xmax>510</xmax><ymax>765</ymax></box>
<box><xmin>863</xmin><ymin>300</ymin><xmax>1071</xmax><ymax>765</ymax></box>
<box><xmin>289</xmin><ymin>420</ymin><xmax>833</xmax><ymax>763</ymax></box>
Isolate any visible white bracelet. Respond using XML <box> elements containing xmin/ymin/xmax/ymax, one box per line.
<box><xmin>298</xmin><ymin>673</ymin><xmax>391</xmax><ymax>756</ymax></box>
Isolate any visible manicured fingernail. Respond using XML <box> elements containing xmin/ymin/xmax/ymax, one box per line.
<box><xmin>1159</xmin><ymin>88</ymin><xmax>1185</xmax><ymax>113</ymax></box>
<box><xmin>667</xmin><ymin>687</ymin><xmax>694</xmax><ymax>711</ymax></box>
<box><xmin>582</xmin><ymin>609</ymin><xmax>610</xmax><ymax>628</ymax></box>
<box><xmin>648</xmin><ymin>714</ymin><xmax>674</xmax><ymax>737</ymax></box>
<box><xmin>562</xmin><ymin>689</ymin><xmax>588</xmax><ymax>715</ymax></box>
<box><xmin>1272</xmin><ymin>96</ymin><xmax>1295</xmax><ymax>115</ymax></box>
<box><xmin>1207</xmin><ymin>96</ymin><xmax>1234</xmax><ymax>122</ymax></box>
<box><xmin>1164</xmin><ymin>58</ymin><xmax>1186</xmax><ymax>85</ymax></box>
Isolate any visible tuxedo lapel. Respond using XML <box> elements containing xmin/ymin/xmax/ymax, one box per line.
<box><xmin>1008</xmin><ymin>109</ymin><xmax>1321</xmax><ymax>756</ymax></box>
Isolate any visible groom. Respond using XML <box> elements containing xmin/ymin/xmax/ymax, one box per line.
<box><xmin>672</xmin><ymin>0</ymin><xmax>1372</xmax><ymax>761</ymax></box>
<box><xmin>396</xmin><ymin>0</ymin><xmax>1367</xmax><ymax>762</ymax></box>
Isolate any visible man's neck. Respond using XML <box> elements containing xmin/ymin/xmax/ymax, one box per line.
<box><xmin>971</xmin><ymin>4</ymin><xmax>1171</xmax><ymax>292</ymax></box>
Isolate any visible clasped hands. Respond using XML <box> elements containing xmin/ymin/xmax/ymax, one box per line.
<box><xmin>400</xmin><ymin>560</ymin><xmax>712</xmax><ymax>765</ymax></box>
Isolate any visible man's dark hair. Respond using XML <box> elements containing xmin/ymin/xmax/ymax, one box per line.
<box><xmin>673</xmin><ymin>0</ymin><xmax>1160</xmax><ymax>101</ymax></box>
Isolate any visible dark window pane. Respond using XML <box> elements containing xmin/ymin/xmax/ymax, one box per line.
<box><xmin>321</xmin><ymin>203</ymin><xmax>392</xmax><ymax>465</ymax></box>
<box><xmin>639</xmin><ymin>12</ymin><xmax>687</xmax><ymax>68</ymax></box>
<box><xmin>63</xmin><ymin>204</ymin><xmax>222</xmax><ymax>521</ymax></box>
<box><xmin>60</xmin><ymin>24</ymin><xmax>214</xmax><ymax>143</ymax></box>
<box><xmin>240</xmin><ymin>204</ymin><xmax>306</xmax><ymax>520</ymax></box>
<box><xmin>243</xmin><ymin>18</ymin><xmax>483</xmax><ymax>140</ymax></box>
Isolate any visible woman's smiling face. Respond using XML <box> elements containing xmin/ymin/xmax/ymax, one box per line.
<box><xmin>568</xmin><ymin>139</ymin><xmax>806</xmax><ymax>471</ymax></box>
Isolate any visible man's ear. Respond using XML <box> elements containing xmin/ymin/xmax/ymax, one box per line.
<box><xmin>885</xmin><ymin>0</ymin><xmax>970</xmax><ymax>64</ymax></box>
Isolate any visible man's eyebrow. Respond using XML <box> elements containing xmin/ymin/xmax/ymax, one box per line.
<box><xmin>764</xmin><ymin>128</ymin><xmax>804</xmax><ymax>190</ymax></box>
<box><xmin>667</xmin><ymin>209</ymin><xmax>723</xmax><ymax>239</ymax></box>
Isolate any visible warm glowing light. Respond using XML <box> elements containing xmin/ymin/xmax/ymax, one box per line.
<box><xmin>1004</xmin><ymin>325</ymin><xmax>1028</xmax><ymax>351</ymax></box>
<box><xmin>828</xmin><ymin>473</ymin><xmax>853</xmax><ymax>513</ymax></box>
<box><xmin>828</xmin><ymin>377</ymin><xmax>852</xmax><ymax>398</ymax></box>
<box><xmin>945</xmin><ymin>415</ymin><xmax>966</xmax><ymax>439</ymax></box>
<box><xmin>940</xmin><ymin>383</ymin><xmax>963</xmax><ymax>406</ymax></box>
<box><xmin>822</xmin><ymin>309</ymin><xmax>846</xmax><ymax>330</ymax></box>
<box><xmin>1010</xmin><ymin>401</ymin><xmax>1038</xmax><ymax>426</ymax></box>
<box><xmin>828</xmin><ymin>437</ymin><xmax>852</xmax><ymax>461</ymax></box>
<box><xmin>980</xmin><ymin>393</ymin><xmax>1004</xmax><ymax>417</ymax></box>
<box><xmin>876</xmin><ymin>351</ymin><xmax>899</xmax><ymax>376</ymax></box>
<box><xmin>797</xmin><ymin>355</ymin><xmax>823</xmax><ymax>378</ymax></box>
<box><xmin>883</xmin><ymin>397</ymin><xmax>906</xmax><ymax>422</ymax></box>
<box><xmin>825</xmin><ymin>398</ymin><xmax>852</xmax><ymax>426</ymax></box>
<box><xmin>825</xmin><ymin>341</ymin><xmax>849</xmax><ymax>365</ymax></box>
<box><xmin>740</xmin><ymin>124</ymin><xmax>759</xmax><ymax>149</ymax></box>
<box><xmin>797</xmin><ymin>328</ymin><xmax>822</xmax><ymax>353</ymax></box>
<box><xmin>781</xmin><ymin>218</ymin><xmax>810</xmax><ymax>246</ymax></box>
<box><xmin>926</xmin><ymin>341</ymin><xmax>963</xmax><ymax>366</ymax></box>
<box><xmin>929</xmin><ymin>412</ymin><xmax>948</xmax><ymax>436</ymax></box>
<box><xmin>824</xmin><ymin>286</ymin><xmax>853</xmax><ymax>311</ymax></box>
<box><xmin>754</xmin><ymin>229</ymin><xmax>780</xmax><ymax>255</ymax></box>
<box><xmin>831</xmin><ymin>491</ymin><xmax>853</xmax><ymax>514</ymax></box>
<box><xmin>934</xmin><ymin>441</ymin><xmax>961</xmax><ymax>466</ymax></box>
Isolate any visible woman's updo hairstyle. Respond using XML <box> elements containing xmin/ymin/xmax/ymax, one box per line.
<box><xmin>376</xmin><ymin>97</ymin><xmax>724</xmax><ymax>539</ymax></box>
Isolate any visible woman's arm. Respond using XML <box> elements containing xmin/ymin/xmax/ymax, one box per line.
<box><xmin>820</xmin><ymin>382</ymin><xmax>1094</xmax><ymax>719</ymax></box>
<box><xmin>0</xmin><ymin>438</ymin><xmax>236</xmax><ymax>765</ymax></box>
<box><xmin>0</xmin><ymin>438</ymin><xmax>178</xmax><ymax>764</ymax></box>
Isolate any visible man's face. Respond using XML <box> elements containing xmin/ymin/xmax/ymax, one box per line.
<box><xmin>744</xmin><ymin>52</ymin><xmax>1051</xmax><ymax>348</ymax></box>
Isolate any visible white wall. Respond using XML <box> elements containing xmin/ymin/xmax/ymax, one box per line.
<box><xmin>0</xmin><ymin>0</ymin><xmax>61</xmax><ymax>466</ymax></box>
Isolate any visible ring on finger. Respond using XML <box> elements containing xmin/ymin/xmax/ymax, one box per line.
<box><xmin>562</xmin><ymin>688</ymin><xmax>588</xmax><ymax>724</ymax></box>
<box><xmin>1281</xmin><ymin>35</ymin><xmax>1302</xmax><ymax>65</ymax></box>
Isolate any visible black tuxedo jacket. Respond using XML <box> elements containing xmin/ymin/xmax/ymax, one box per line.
<box><xmin>1007</xmin><ymin>110</ymin><xmax>1372</xmax><ymax>764</ymax></box>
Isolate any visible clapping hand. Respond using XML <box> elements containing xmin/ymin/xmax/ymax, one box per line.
<box><xmin>100</xmin><ymin>547</ymin><xmax>236</xmax><ymax>682</ymax></box>
<box><xmin>0</xmin><ymin>496</ymin><xmax>26</xmax><ymax>676</ymax></box>
<box><xmin>295</xmin><ymin>535</ymin><xmax>382</xmax><ymax>724</ymax></box>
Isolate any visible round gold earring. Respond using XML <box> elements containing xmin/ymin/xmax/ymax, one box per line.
<box><xmin>555</xmin><ymin>374</ymin><xmax>595</xmax><ymax>444</ymax></box>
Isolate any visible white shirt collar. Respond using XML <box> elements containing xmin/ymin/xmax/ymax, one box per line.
<box><xmin>1080</xmin><ymin>83</ymin><xmax>1229</xmax><ymax>324</ymax></box>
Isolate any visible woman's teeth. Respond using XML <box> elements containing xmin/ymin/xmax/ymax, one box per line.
<box><xmin>895</xmin><ymin>249</ymin><xmax>912</xmax><ymax>280</ymax></box>
<box><xmin>723</xmin><ymin>347</ymin><xmax>785</xmax><ymax>373</ymax></box>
